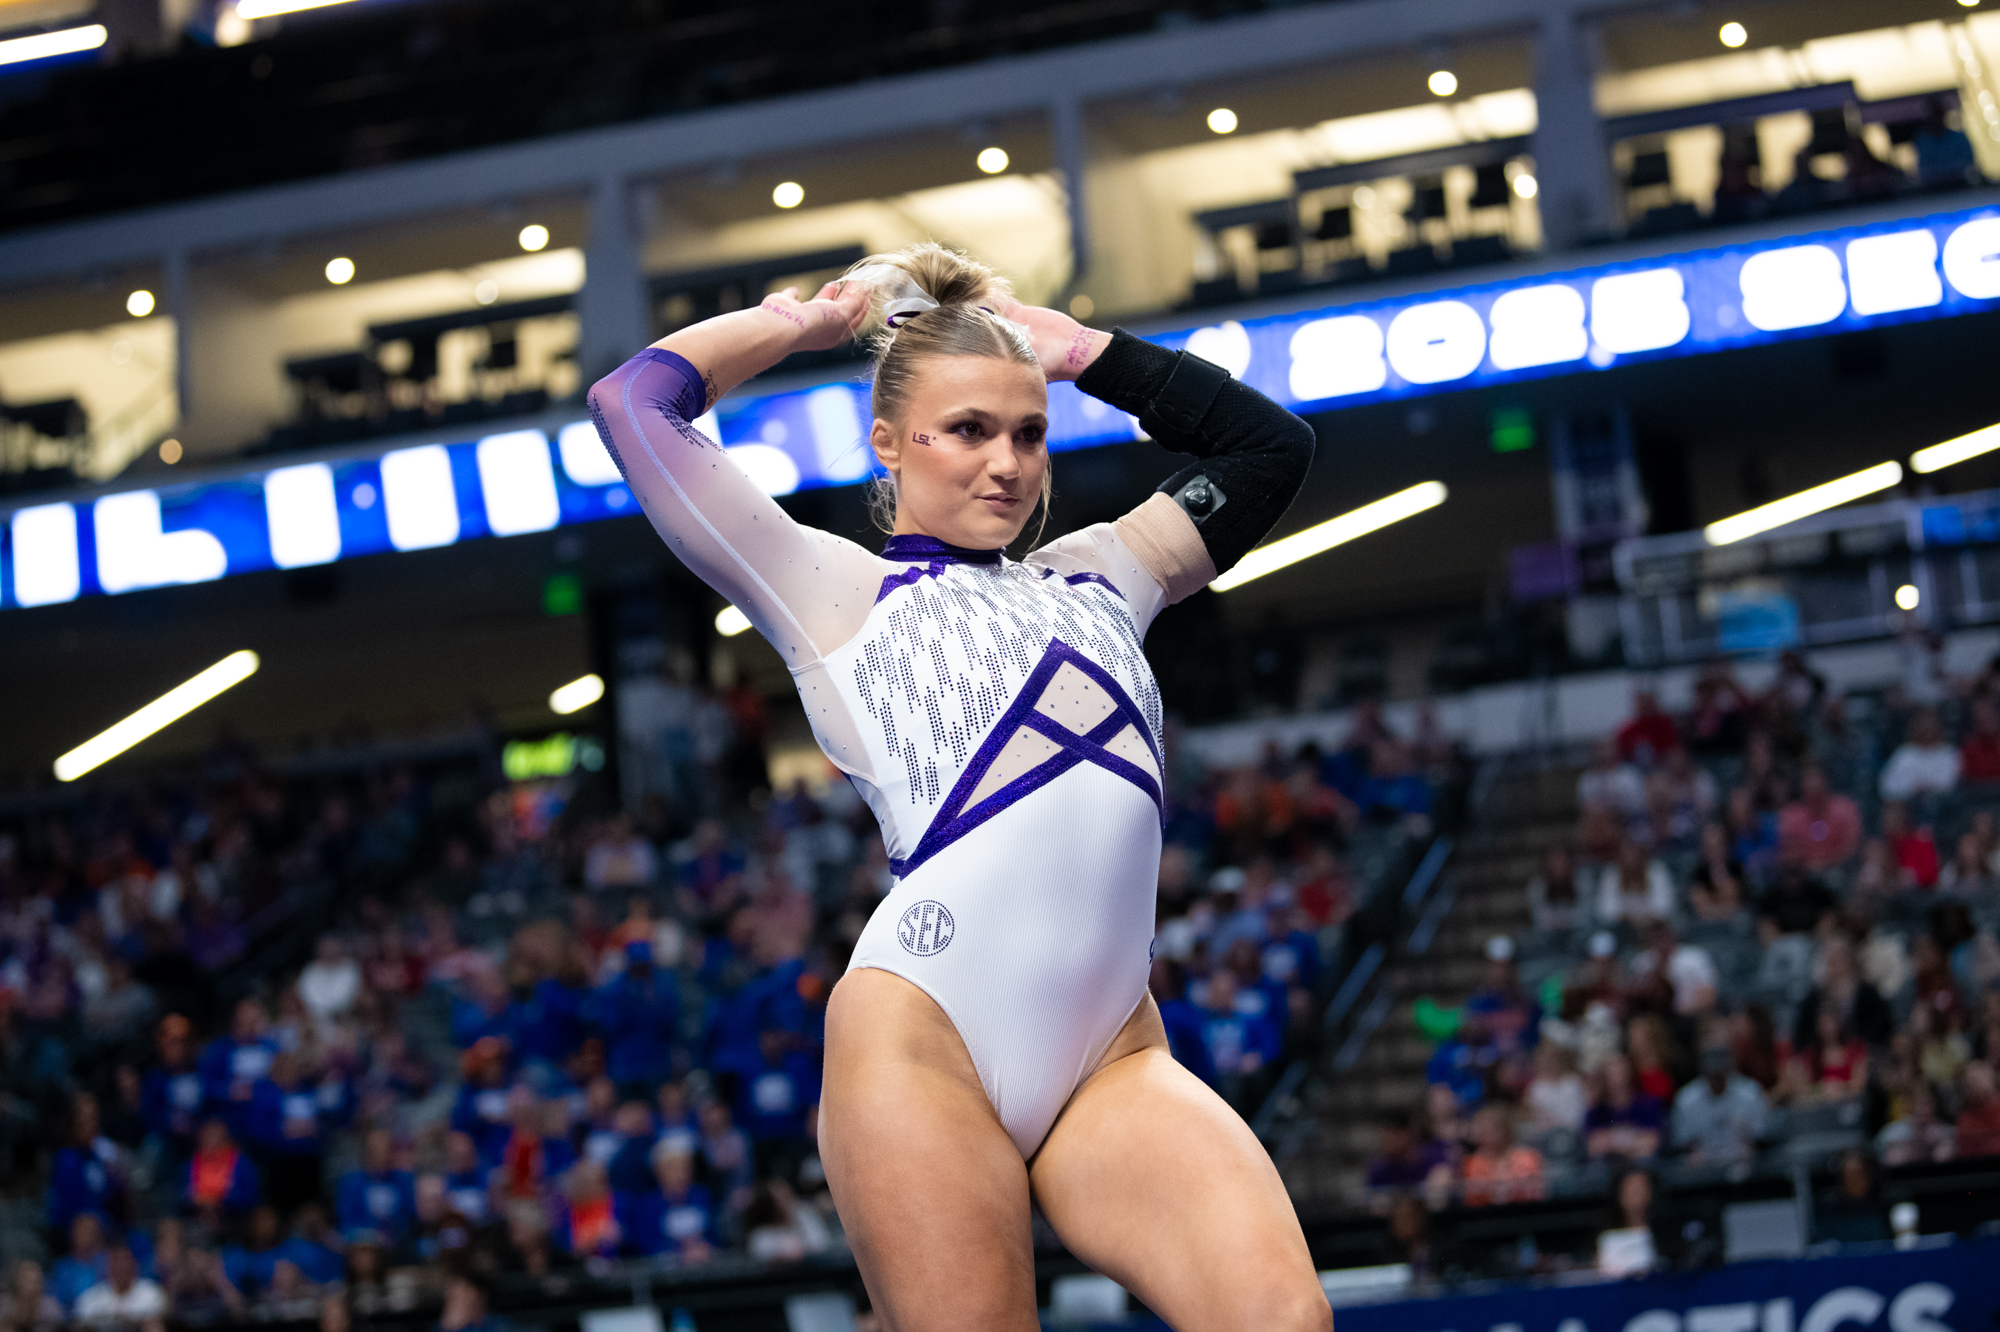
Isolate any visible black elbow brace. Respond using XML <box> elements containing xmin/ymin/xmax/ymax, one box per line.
<box><xmin>1077</xmin><ymin>330</ymin><xmax>1316</xmax><ymax>576</ymax></box>
<box><xmin>1156</xmin><ymin>425</ymin><xmax>1314</xmax><ymax>575</ymax></box>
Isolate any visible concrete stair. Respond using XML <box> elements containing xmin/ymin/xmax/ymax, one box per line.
<box><xmin>1277</xmin><ymin>757</ymin><xmax>1583</xmax><ymax>1214</ymax></box>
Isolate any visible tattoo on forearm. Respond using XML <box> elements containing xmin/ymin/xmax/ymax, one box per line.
<box><xmin>703</xmin><ymin>371</ymin><xmax>720</xmax><ymax>410</ymax></box>
<box><xmin>760</xmin><ymin>297</ymin><xmax>808</xmax><ymax>332</ymax></box>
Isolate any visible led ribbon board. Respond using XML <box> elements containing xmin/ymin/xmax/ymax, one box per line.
<box><xmin>4</xmin><ymin>203</ymin><xmax>1998</xmax><ymax>611</ymax></box>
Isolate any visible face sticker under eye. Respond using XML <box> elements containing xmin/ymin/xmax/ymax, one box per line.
<box><xmin>912</xmin><ymin>432</ymin><xmax>937</xmax><ymax>446</ymax></box>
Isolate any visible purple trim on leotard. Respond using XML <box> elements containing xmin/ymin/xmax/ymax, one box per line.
<box><xmin>590</xmin><ymin>348</ymin><xmax>716</xmax><ymax>482</ymax></box>
<box><xmin>880</xmin><ymin>535</ymin><xmax>1002</xmax><ymax>565</ymax></box>
<box><xmin>887</xmin><ymin>639</ymin><xmax>1163</xmax><ymax>879</ymax></box>
<box><xmin>875</xmin><ymin>562</ymin><xmax>952</xmax><ymax>603</ymax></box>
<box><xmin>631</xmin><ymin>347</ymin><xmax>708</xmax><ymax>422</ymax></box>
<box><xmin>1035</xmin><ymin>567</ymin><xmax>1125</xmax><ymax>600</ymax></box>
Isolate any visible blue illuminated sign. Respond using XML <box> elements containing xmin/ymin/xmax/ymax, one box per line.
<box><xmin>3</xmin><ymin>203</ymin><xmax>1997</xmax><ymax>612</ymax></box>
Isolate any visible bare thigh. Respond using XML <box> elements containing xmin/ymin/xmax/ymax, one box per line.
<box><xmin>1029</xmin><ymin>998</ymin><xmax>1331</xmax><ymax>1332</ymax></box>
<box><xmin>819</xmin><ymin>967</ymin><xmax>1040</xmax><ymax>1332</ymax></box>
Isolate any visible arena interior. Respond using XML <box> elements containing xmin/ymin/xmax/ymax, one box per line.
<box><xmin>2</xmin><ymin>0</ymin><xmax>2000</xmax><ymax>1326</ymax></box>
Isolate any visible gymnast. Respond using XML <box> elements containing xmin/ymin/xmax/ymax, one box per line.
<box><xmin>588</xmin><ymin>241</ymin><xmax>1328</xmax><ymax>1331</ymax></box>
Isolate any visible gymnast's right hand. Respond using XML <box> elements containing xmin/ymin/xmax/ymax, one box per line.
<box><xmin>760</xmin><ymin>280</ymin><xmax>872</xmax><ymax>352</ymax></box>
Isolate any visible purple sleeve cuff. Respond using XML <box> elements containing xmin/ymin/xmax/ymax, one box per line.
<box><xmin>633</xmin><ymin>347</ymin><xmax>708</xmax><ymax>422</ymax></box>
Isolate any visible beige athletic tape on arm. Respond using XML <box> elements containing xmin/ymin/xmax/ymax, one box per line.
<box><xmin>1113</xmin><ymin>491</ymin><xmax>1217</xmax><ymax>606</ymax></box>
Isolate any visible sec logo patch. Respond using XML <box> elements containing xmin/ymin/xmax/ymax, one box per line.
<box><xmin>897</xmin><ymin>900</ymin><xmax>955</xmax><ymax>956</ymax></box>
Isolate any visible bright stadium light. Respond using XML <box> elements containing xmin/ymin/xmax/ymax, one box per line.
<box><xmin>0</xmin><ymin>23</ymin><xmax>107</xmax><ymax>68</ymax></box>
<box><xmin>1210</xmin><ymin>481</ymin><xmax>1448</xmax><ymax>592</ymax></box>
<box><xmin>976</xmin><ymin>147</ymin><xmax>1009</xmax><ymax>174</ymax></box>
<box><xmin>325</xmin><ymin>256</ymin><xmax>355</xmax><ymax>285</ymax></box>
<box><xmin>772</xmin><ymin>181</ymin><xmax>804</xmax><ymax>209</ymax></box>
<box><xmin>1512</xmin><ymin>173</ymin><xmax>1539</xmax><ymax>200</ymax></box>
<box><xmin>1703</xmin><ymin>461</ymin><xmax>1903</xmax><ymax>545</ymax></box>
<box><xmin>54</xmin><ymin>650</ymin><xmax>260</xmax><ymax>782</ymax></box>
<box><xmin>1910</xmin><ymin>422</ymin><xmax>2000</xmax><ymax>473</ymax></box>
<box><xmin>518</xmin><ymin>224</ymin><xmax>550</xmax><ymax>252</ymax></box>
<box><xmin>549</xmin><ymin>673</ymin><xmax>605</xmax><ymax>715</ymax></box>
<box><xmin>127</xmin><ymin>290</ymin><xmax>155</xmax><ymax>317</ymax></box>
<box><xmin>1896</xmin><ymin>583</ymin><xmax>1922</xmax><ymax>611</ymax></box>
<box><xmin>1206</xmin><ymin>107</ymin><xmax>1238</xmax><ymax>134</ymax></box>
<box><xmin>715</xmin><ymin>605</ymin><xmax>753</xmax><ymax>637</ymax></box>
<box><xmin>1428</xmin><ymin>69</ymin><xmax>1458</xmax><ymax>97</ymax></box>
<box><xmin>1719</xmin><ymin>21</ymin><xmax>1748</xmax><ymax>47</ymax></box>
<box><xmin>236</xmin><ymin>0</ymin><xmax>361</xmax><ymax>18</ymax></box>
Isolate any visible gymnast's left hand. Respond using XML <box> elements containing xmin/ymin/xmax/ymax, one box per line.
<box><xmin>763</xmin><ymin>281</ymin><xmax>873</xmax><ymax>352</ymax></box>
<box><xmin>992</xmin><ymin>298</ymin><xmax>1113</xmax><ymax>384</ymax></box>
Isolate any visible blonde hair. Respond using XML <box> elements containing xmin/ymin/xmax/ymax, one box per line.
<box><xmin>844</xmin><ymin>242</ymin><xmax>1051</xmax><ymax>542</ymax></box>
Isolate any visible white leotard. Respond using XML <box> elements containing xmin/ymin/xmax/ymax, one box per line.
<box><xmin>590</xmin><ymin>347</ymin><xmax>1209</xmax><ymax>1156</ymax></box>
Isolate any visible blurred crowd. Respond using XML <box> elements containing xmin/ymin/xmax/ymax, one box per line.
<box><xmin>1369</xmin><ymin>645</ymin><xmax>2000</xmax><ymax>1279</ymax></box>
<box><xmin>0</xmin><ymin>691</ymin><xmax>1451</xmax><ymax>1330</ymax></box>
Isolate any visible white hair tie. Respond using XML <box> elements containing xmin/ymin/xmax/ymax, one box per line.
<box><xmin>845</xmin><ymin>263</ymin><xmax>938</xmax><ymax>328</ymax></box>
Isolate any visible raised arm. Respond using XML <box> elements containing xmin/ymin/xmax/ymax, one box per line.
<box><xmin>997</xmin><ymin>300</ymin><xmax>1315</xmax><ymax>612</ymax></box>
<box><xmin>586</xmin><ymin>283</ymin><xmax>880</xmax><ymax>669</ymax></box>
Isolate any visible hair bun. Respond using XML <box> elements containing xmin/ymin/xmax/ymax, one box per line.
<box><xmin>846</xmin><ymin>241</ymin><xmax>1011</xmax><ymax>333</ymax></box>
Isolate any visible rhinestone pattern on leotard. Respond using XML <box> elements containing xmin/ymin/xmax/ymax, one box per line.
<box><xmin>845</xmin><ymin>560</ymin><xmax>1163</xmax><ymax>816</ymax></box>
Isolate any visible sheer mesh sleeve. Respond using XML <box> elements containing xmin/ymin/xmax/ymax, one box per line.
<box><xmin>587</xmin><ymin>348</ymin><xmax>881</xmax><ymax>670</ymax></box>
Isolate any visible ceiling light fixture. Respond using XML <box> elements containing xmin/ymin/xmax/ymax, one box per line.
<box><xmin>1703</xmin><ymin>461</ymin><xmax>1902</xmax><ymax>545</ymax></box>
<box><xmin>772</xmin><ymin>181</ymin><xmax>804</xmax><ymax>209</ymax></box>
<box><xmin>0</xmin><ymin>23</ymin><xmax>107</xmax><ymax>68</ymax></box>
<box><xmin>236</xmin><ymin>0</ymin><xmax>360</xmax><ymax>19</ymax></box>
<box><xmin>1211</xmin><ymin>482</ymin><xmax>1448</xmax><ymax>591</ymax></box>
<box><xmin>1428</xmin><ymin>69</ymin><xmax>1458</xmax><ymax>97</ymax></box>
<box><xmin>1206</xmin><ymin>107</ymin><xmax>1238</xmax><ymax>135</ymax></box>
<box><xmin>549</xmin><ymin>674</ymin><xmax>605</xmax><ymax>715</ymax></box>
<box><xmin>54</xmin><ymin>650</ymin><xmax>260</xmax><ymax>781</ymax></box>
<box><xmin>1910</xmin><ymin>422</ymin><xmax>2000</xmax><ymax>473</ymax></box>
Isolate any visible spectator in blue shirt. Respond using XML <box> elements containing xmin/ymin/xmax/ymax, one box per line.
<box><xmin>1220</xmin><ymin>939</ymin><xmax>1290</xmax><ymax>1040</ymax></box>
<box><xmin>449</xmin><ymin>970</ymin><xmax>515</xmax><ymax>1052</ymax></box>
<box><xmin>48</xmin><ymin>1093</ymin><xmax>126</xmax><ymax>1236</ymax></box>
<box><xmin>449</xmin><ymin>1039</ymin><xmax>515</xmax><ymax>1168</ymax></box>
<box><xmin>595</xmin><ymin>942</ymin><xmax>681</xmax><ymax>1094</ymax></box>
<box><xmin>140</xmin><ymin>1014</ymin><xmax>206</xmax><ymax>1165</ymax></box>
<box><xmin>1424</xmin><ymin>1030</ymin><xmax>1492</xmax><ymax>1111</ymax></box>
<box><xmin>1197</xmin><ymin>969</ymin><xmax>1280</xmax><ymax>1098</ymax></box>
<box><xmin>736</xmin><ymin>1030</ymin><xmax>820</xmax><ymax>1168</ymax></box>
<box><xmin>695</xmin><ymin>1099</ymin><xmax>754</xmax><ymax>1205</ymax></box>
<box><xmin>198</xmin><ymin>1000</ymin><xmax>278</xmax><ymax>1144</ymax></box>
<box><xmin>1462</xmin><ymin>937</ymin><xmax>1540</xmax><ymax>1056</ymax></box>
<box><xmin>703</xmin><ymin>954</ymin><xmax>807</xmax><ymax>1084</ymax></box>
<box><xmin>1361</xmin><ymin>739</ymin><xmax>1433</xmax><ymax>822</ymax></box>
<box><xmin>221</xmin><ymin>1205</ymin><xmax>287</xmax><ymax>1297</ymax></box>
<box><xmin>512</xmin><ymin>958</ymin><xmax>593</xmax><ymax>1083</ymax></box>
<box><xmin>615</xmin><ymin>1146</ymin><xmax>715</xmax><ymax>1262</ymax></box>
<box><xmin>1261</xmin><ymin>913</ymin><xmax>1321</xmax><ymax>993</ymax></box>
<box><xmin>49</xmin><ymin>1213</ymin><xmax>109</xmax><ymax>1312</ymax></box>
<box><xmin>335</xmin><ymin>1129</ymin><xmax>418</xmax><ymax>1250</ymax></box>
<box><xmin>603</xmin><ymin>1101</ymin><xmax>663</xmax><ymax>1194</ymax></box>
<box><xmin>246</xmin><ymin>1051</ymin><xmax>333</xmax><ymax>1214</ymax></box>
<box><xmin>440</xmin><ymin>1132</ymin><xmax>492</xmax><ymax>1227</ymax></box>
<box><xmin>1150</xmin><ymin>959</ymin><xmax>1217</xmax><ymax>1086</ymax></box>
<box><xmin>654</xmin><ymin>1079</ymin><xmax>700</xmax><ymax>1155</ymax></box>
<box><xmin>278</xmin><ymin>1203</ymin><xmax>347</xmax><ymax>1285</ymax></box>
